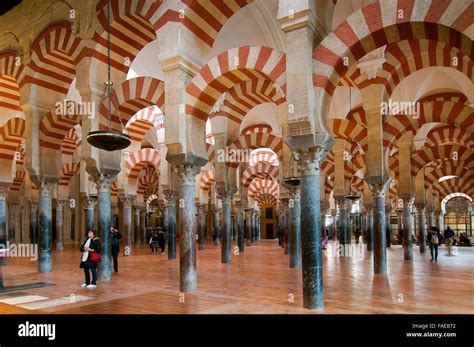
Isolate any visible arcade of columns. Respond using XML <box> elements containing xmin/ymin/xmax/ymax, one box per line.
<box><xmin>0</xmin><ymin>0</ymin><xmax>472</xmax><ymax>309</ymax></box>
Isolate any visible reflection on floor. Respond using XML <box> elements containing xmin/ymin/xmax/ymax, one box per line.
<box><xmin>0</xmin><ymin>240</ymin><xmax>473</xmax><ymax>314</ymax></box>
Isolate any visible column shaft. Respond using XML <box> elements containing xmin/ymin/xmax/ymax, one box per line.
<box><xmin>55</xmin><ymin>201</ymin><xmax>64</xmax><ymax>251</ymax></box>
<box><xmin>402</xmin><ymin>200</ymin><xmax>413</xmax><ymax>261</ymax></box>
<box><xmin>372</xmin><ymin>188</ymin><xmax>387</xmax><ymax>274</ymax></box>
<box><xmin>198</xmin><ymin>205</ymin><xmax>206</xmax><ymax>250</ymax></box>
<box><xmin>167</xmin><ymin>201</ymin><xmax>177</xmax><ymax>260</ymax></box>
<box><xmin>122</xmin><ymin>205</ymin><xmax>132</xmax><ymax>256</ymax></box>
<box><xmin>97</xmin><ymin>175</ymin><xmax>113</xmax><ymax>281</ymax></box>
<box><xmin>289</xmin><ymin>189</ymin><xmax>301</xmax><ymax>268</ymax></box>
<box><xmin>237</xmin><ymin>208</ymin><xmax>245</xmax><ymax>252</ymax></box>
<box><xmin>39</xmin><ymin>183</ymin><xmax>54</xmax><ymax>273</ymax></box>
<box><xmin>221</xmin><ymin>195</ymin><xmax>232</xmax><ymax>263</ymax></box>
<box><xmin>417</xmin><ymin>206</ymin><xmax>427</xmax><ymax>253</ymax></box>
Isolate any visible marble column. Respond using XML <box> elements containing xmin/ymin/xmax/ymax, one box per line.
<box><xmin>416</xmin><ymin>204</ymin><xmax>427</xmax><ymax>253</ymax></box>
<box><xmin>55</xmin><ymin>200</ymin><xmax>66</xmax><ymax>251</ymax></box>
<box><xmin>251</xmin><ymin>210</ymin><xmax>256</xmax><ymax>244</ymax></box>
<box><xmin>140</xmin><ymin>209</ymin><xmax>146</xmax><ymax>245</ymax></box>
<box><xmin>366</xmin><ymin>207</ymin><xmax>373</xmax><ymax>251</ymax></box>
<box><xmin>165</xmin><ymin>193</ymin><xmax>177</xmax><ymax>260</ymax></box>
<box><xmin>70</xmin><ymin>206</ymin><xmax>76</xmax><ymax>244</ymax></box>
<box><xmin>284</xmin><ymin>205</ymin><xmax>289</xmax><ymax>254</ymax></box>
<box><xmin>336</xmin><ymin>198</ymin><xmax>350</xmax><ymax>256</ymax></box>
<box><xmin>83</xmin><ymin>198</ymin><xmax>96</xmax><ymax>235</ymax></box>
<box><xmin>237</xmin><ymin>206</ymin><xmax>245</xmax><ymax>252</ymax></box>
<box><xmin>402</xmin><ymin>198</ymin><xmax>413</xmax><ymax>261</ymax></box>
<box><xmin>30</xmin><ymin>202</ymin><xmax>38</xmax><ymax>244</ymax></box>
<box><xmin>437</xmin><ymin>212</ymin><xmax>444</xmax><ymax>232</ymax></box>
<box><xmin>221</xmin><ymin>192</ymin><xmax>233</xmax><ymax>263</ymax></box>
<box><xmin>213</xmin><ymin>207</ymin><xmax>221</xmax><ymax>245</ymax></box>
<box><xmin>396</xmin><ymin>209</ymin><xmax>403</xmax><ymax>244</ymax></box>
<box><xmin>8</xmin><ymin>202</ymin><xmax>17</xmax><ymax>243</ymax></box>
<box><xmin>121</xmin><ymin>197</ymin><xmax>133</xmax><ymax>256</ymax></box>
<box><xmin>289</xmin><ymin>188</ymin><xmax>301</xmax><ymax>268</ymax></box>
<box><xmin>197</xmin><ymin>204</ymin><xmax>206</xmax><ymax>250</ymax></box>
<box><xmin>245</xmin><ymin>208</ymin><xmax>252</xmax><ymax>246</ymax></box>
<box><xmin>97</xmin><ymin>174</ymin><xmax>115</xmax><ymax>281</ymax></box>
<box><xmin>428</xmin><ymin>209</ymin><xmax>436</xmax><ymax>230</ymax></box>
<box><xmin>175</xmin><ymin>164</ymin><xmax>198</xmax><ymax>292</ymax></box>
<box><xmin>294</xmin><ymin>148</ymin><xmax>324</xmax><ymax>310</ymax></box>
<box><xmin>134</xmin><ymin>208</ymin><xmax>141</xmax><ymax>245</ymax></box>
<box><xmin>371</xmin><ymin>186</ymin><xmax>387</xmax><ymax>274</ymax></box>
<box><xmin>385</xmin><ymin>205</ymin><xmax>391</xmax><ymax>248</ymax></box>
<box><xmin>39</xmin><ymin>181</ymin><xmax>56</xmax><ymax>273</ymax></box>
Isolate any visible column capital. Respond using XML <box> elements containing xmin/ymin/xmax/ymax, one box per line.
<box><xmin>120</xmin><ymin>196</ymin><xmax>135</xmax><ymax>209</ymax></box>
<box><xmin>293</xmin><ymin>147</ymin><xmax>327</xmax><ymax>176</ymax></box>
<box><xmin>56</xmin><ymin>200</ymin><xmax>67</xmax><ymax>210</ymax></box>
<box><xmin>97</xmin><ymin>173</ymin><xmax>116</xmax><ymax>192</ymax></box>
<box><xmin>39</xmin><ymin>181</ymin><xmax>57</xmax><ymax>198</ymax></box>
<box><xmin>174</xmin><ymin>163</ymin><xmax>199</xmax><ymax>186</ymax></box>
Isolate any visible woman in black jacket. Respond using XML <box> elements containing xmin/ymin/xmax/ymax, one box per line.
<box><xmin>80</xmin><ymin>230</ymin><xmax>101</xmax><ymax>288</ymax></box>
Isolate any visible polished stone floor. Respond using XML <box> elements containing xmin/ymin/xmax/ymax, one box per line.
<box><xmin>0</xmin><ymin>240</ymin><xmax>473</xmax><ymax>314</ymax></box>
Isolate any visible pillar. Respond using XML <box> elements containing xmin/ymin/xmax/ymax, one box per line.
<box><xmin>372</xmin><ymin>186</ymin><xmax>387</xmax><ymax>274</ymax></box>
<box><xmin>70</xmin><ymin>205</ymin><xmax>76</xmax><ymax>244</ymax></box>
<box><xmin>97</xmin><ymin>174</ymin><xmax>114</xmax><ymax>281</ymax></box>
<box><xmin>83</xmin><ymin>198</ymin><xmax>96</xmax><ymax>235</ymax></box>
<box><xmin>8</xmin><ymin>202</ymin><xmax>17</xmax><ymax>243</ymax></box>
<box><xmin>366</xmin><ymin>207</ymin><xmax>373</xmax><ymax>251</ymax></box>
<box><xmin>55</xmin><ymin>200</ymin><xmax>66</xmax><ymax>251</ymax></box>
<box><xmin>289</xmin><ymin>188</ymin><xmax>301</xmax><ymax>268</ymax></box>
<box><xmin>437</xmin><ymin>212</ymin><xmax>444</xmax><ymax>232</ymax></box>
<box><xmin>245</xmin><ymin>208</ymin><xmax>252</xmax><ymax>247</ymax></box>
<box><xmin>221</xmin><ymin>192</ymin><xmax>233</xmax><ymax>263</ymax></box>
<box><xmin>197</xmin><ymin>204</ymin><xmax>206</xmax><ymax>250</ymax></box>
<box><xmin>175</xmin><ymin>164</ymin><xmax>198</xmax><ymax>292</ymax></box>
<box><xmin>385</xmin><ymin>205</ymin><xmax>391</xmax><ymax>248</ymax></box>
<box><xmin>213</xmin><ymin>207</ymin><xmax>221</xmax><ymax>246</ymax></box>
<box><xmin>39</xmin><ymin>182</ymin><xmax>56</xmax><ymax>273</ymax></box>
<box><xmin>416</xmin><ymin>204</ymin><xmax>427</xmax><ymax>253</ymax></box>
<box><xmin>30</xmin><ymin>202</ymin><xmax>38</xmax><ymax>244</ymax></box>
<box><xmin>140</xmin><ymin>209</ymin><xmax>146</xmax><ymax>245</ymax></box>
<box><xmin>336</xmin><ymin>198</ymin><xmax>350</xmax><ymax>256</ymax></box>
<box><xmin>165</xmin><ymin>192</ymin><xmax>177</xmax><ymax>260</ymax></box>
<box><xmin>134</xmin><ymin>208</ymin><xmax>141</xmax><ymax>245</ymax></box>
<box><xmin>237</xmin><ymin>206</ymin><xmax>245</xmax><ymax>252</ymax></box>
<box><xmin>0</xmin><ymin>187</ymin><xmax>7</xmax><ymax>282</ymax></box>
<box><xmin>251</xmin><ymin>210</ymin><xmax>256</xmax><ymax>244</ymax></box>
<box><xmin>121</xmin><ymin>197</ymin><xmax>133</xmax><ymax>256</ymax></box>
<box><xmin>284</xmin><ymin>205</ymin><xmax>289</xmax><ymax>254</ymax></box>
<box><xmin>295</xmin><ymin>148</ymin><xmax>325</xmax><ymax>310</ymax></box>
<box><xmin>396</xmin><ymin>209</ymin><xmax>403</xmax><ymax>244</ymax></box>
<box><xmin>402</xmin><ymin>198</ymin><xmax>413</xmax><ymax>261</ymax></box>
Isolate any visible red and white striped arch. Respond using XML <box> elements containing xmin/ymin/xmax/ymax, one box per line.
<box><xmin>10</xmin><ymin>170</ymin><xmax>25</xmax><ymax>192</ymax></box>
<box><xmin>93</xmin><ymin>0</ymin><xmax>161</xmax><ymax>75</ymax></box>
<box><xmin>125</xmin><ymin>105</ymin><xmax>164</xmax><ymax>142</ymax></box>
<box><xmin>339</xmin><ymin>39</ymin><xmax>473</xmax><ymax>97</ymax></box>
<box><xmin>249</xmin><ymin>148</ymin><xmax>279</xmax><ymax>167</ymax></box>
<box><xmin>411</xmin><ymin>145</ymin><xmax>474</xmax><ymax>175</ymax></box>
<box><xmin>103</xmin><ymin>77</ymin><xmax>165</xmax><ymax>131</ymax></box>
<box><xmin>313</xmin><ymin>0</ymin><xmax>473</xmax><ymax>127</ymax></box>
<box><xmin>59</xmin><ymin>162</ymin><xmax>80</xmax><ymax>187</ymax></box>
<box><xmin>210</xmin><ymin>78</ymin><xmax>286</xmax><ymax>124</ymax></box>
<box><xmin>424</xmin><ymin>125</ymin><xmax>474</xmax><ymax>151</ymax></box>
<box><xmin>0</xmin><ymin>51</ymin><xmax>24</xmax><ymax>113</ymax></box>
<box><xmin>186</xmin><ymin>46</ymin><xmax>286</xmax><ymax>121</ymax></box>
<box><xmin>248</xmin><ymin>179</ymin><xmax>279</xmax><ymax>199</ymax></box>
<box><xmin>441</xmin><ymin>192</ymin><xmax>472</xmax><ymax>212</ymax></box>
<box><xmin>385</xmin><ymin>100</ymin><xmax>474</xmax><ymax>149</ymax></box>
<box><xmin>240</xmin><ymin>123</ymin><xmax>273</xmax><ymax>136</ymax></box>
<box><xmin>25</xmin><ymin>22</ymin><xmax>81</xmax><ymax>95</ymax></box>
<box><xmin>125</xmin><ymin>148</ymin><xmax>161</xmax><ymax>179</ymax></box>
<box><xmin>200</xmin><ymin>167</ymin><xmax>216</xmax><ymax>191</ymax></box>
<box><xmin>0</xmin><ymin>117</ymin><xmax>25</xmax><ymax>161</ymax></box>
<box><xmin>227</xmin><ymin>132</ymin><xmax>283</xmax><ymax>168</ymax></box>
<box><xmin>62</xmin><ymin>127</ymin><xmax>81</xmax><ymax>156</ymax></box>
<box><xmin>332</xmin><ymin>118</ymin><xmax>368</xmax><ymax>151</ymax></box>
<box><xmin>39</xmin><ymin>106</ymin><xmax>81</xmax><ymax>151</ymax></box>
<box><xmin>256</xmin><ymin>194</ymin><xmax>277</xmax><ymax>208</ymax></box>
<box><xmin>437</xmin><ymin>178</ymin><xmax>474</xmax><ymax>198</ymax></box>
<box><xmin>241</xmin><ymin>162</ymin><xmax>279</xmax><ymax>189</ymax></box>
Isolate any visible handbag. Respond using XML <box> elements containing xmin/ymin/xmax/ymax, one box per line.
<box><xmin>89</xmin><ymin>251</ymin><xmax>102</xmax><ymax>264</ymax></box>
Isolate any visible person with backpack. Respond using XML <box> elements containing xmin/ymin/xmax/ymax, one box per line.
<box><xmin>79</xmin><ymin>230</ymin><xmax>101</xmax><ymax>288</ymax></box>
<box><xmin>427</xmin><ymin>226</ymin><xmax>440</xmax><ymax>262</ymax></box>
<box><xmin>150</xmin><ymin>230</ymin><xmax>160</xmax><ymax>254</ymax></box>
<box><xmin>157</xmin><ymin>227</ymin><xmax>166</xmax><ymax>254</ymax></box>
<box><xmin>110</xmin><ymin>227</ymin><xmax>122</xmax><ymax>272</ymax></box>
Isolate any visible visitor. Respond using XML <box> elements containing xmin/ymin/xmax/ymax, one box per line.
<box><xmin>460</xmin><ymin>232</ymin><xmax>471</xmax><ymax>246</ymax></box>
<box><xmin>444</xmin><ymin>226</ymin><xmax>455</xmax><ymax>255</ymax></box>
<box><xmin>354</xmin><ymin>228</ymin><xmax>361</xmax><ymax>244</ymax></box>
<box><xmin>150</xmin><ymin>230</ymin><xmax>160</xmax><ymax>253</ymax></box>
<box><xmin>79</xmin><ymin>230</ymin><xmax>101</xmax><ymax>288</ymax></box>
<box><xmin>427</xmin><ymin>227</ymin><xmax>440</xmax><ymax>262</ymax></box>
<box><xmin>111</xmin><ymin>227</ymin><xmax>122</xmax><ymax>272</ymax></box>
<box><xmin>158</xmin><ymin>227</ymin><xmax>166</xmax><ymax>254</ymax></box>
